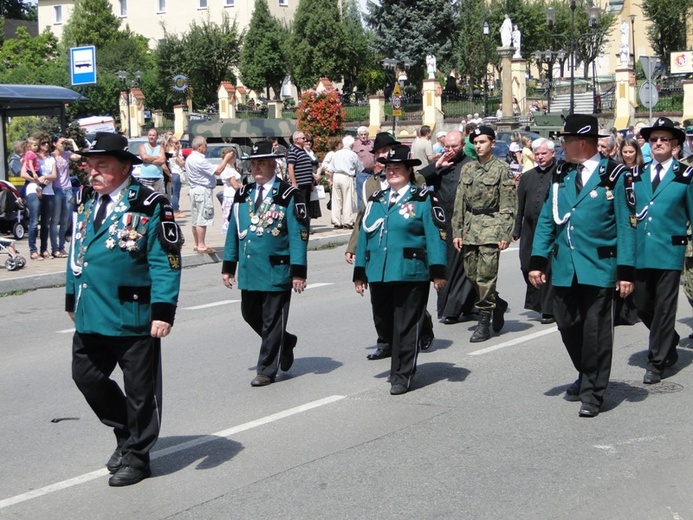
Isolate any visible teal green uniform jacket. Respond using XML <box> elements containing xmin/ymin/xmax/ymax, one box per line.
<box><xmin>65</xmin><ymin>181</ymin><xmax>182</xmax><ymax>336</ymax></box>
<box><xmin>629</xmin><ymin>160</ymin><xmax>693</xmax><ymax>270</ymax></box>
<box><xmin>222</xmin><ymin>179</ymin><xmax>308</xmax><ymax>291</ymax></box>
<box><xmin>530</xmin><ymin>158</ymin><xmax>635</xmax><ymax>288</ymax></box>
<box><xmin>353</xmin><ymin>184</ymin><xmax>447</xmax><ymax>283</ymax></box>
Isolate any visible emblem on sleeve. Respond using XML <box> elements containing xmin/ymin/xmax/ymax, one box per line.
<box><xmin>433</xmin><ymin>206</ymin><xmax>445</xmax><ymax>223</ymax></box>
<box><xmin>295</xmin><ymin>202</ymin><xmax>307</xmax><ymax>220</ymax></box>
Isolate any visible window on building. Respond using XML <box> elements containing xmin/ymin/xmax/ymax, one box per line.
<box><xmin>224</xmin><ymin>0</ymin><xmax>234</xmax><ymax>6</ymax></box>
<box><xmin>157</xmin><ymin>0</ymin><xmax>166</xmax><ymax>12</ymax></box>
<box><xmin>198</xmin><ymin>0</ymin><xmax>207</xmax><ymax>9</ymax></box>
<box><xmin>279</xmin><ymin>0</ymin><xmax>288</xmax><ymax>6</ymax></box>
<box><xmin>54</xmin><ymin>5</ymin><xmax>63</xmax><ymax>23</ymax></box>
<box><xmin>119</xmin><ymin>0</ymin><xmax>127</xmax><ymax>16</ymax></box>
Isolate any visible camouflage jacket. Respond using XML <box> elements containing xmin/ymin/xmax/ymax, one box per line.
<box><xmin>451</xmin><ymin>155</ymin><xmax>517</xmax><ymax>245</ymax></box>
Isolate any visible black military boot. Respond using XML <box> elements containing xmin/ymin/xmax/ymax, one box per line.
<box><xmin>470</xmin><ymin>312</ymin><xmax>491</xmax><ymax>343</ymax></box>
<box><xmin>492</xmin><ymin>296</ymin><xmax>508</xmax><ymax>333</ymax></box>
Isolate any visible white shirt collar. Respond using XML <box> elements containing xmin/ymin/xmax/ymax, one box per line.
<box><xmin>652</xmin><ymin>157</ymin><xmax>674</xmax><ymax>180</ymax></box>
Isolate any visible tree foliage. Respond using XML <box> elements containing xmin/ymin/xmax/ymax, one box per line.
<box><xmin>239</xmin><ymin>0</ymin><xmax>288</xmax><ymax>100</ymax></box>
<box><xmin>1</xmin><ymin>0</ymin><xmax>37</xmax><ymax>20</ymax></box>
<box><xmin>0</xmin><ymin>27</ymin><xmax>59</xmax><ymax>69</ymax></box>
<box><xmin>340</xmin><ymin>0</ymin><xmax>375</xmax><ymax>98</ymax></box>
<box><xmin>157</xmin><ymin>13</ymin><xmax>242</xmax><ymax>109</ymax></box>
<box><xmin>366</xmin><ymin>0</ymin><xmax>458</xmax><ymax>88</ymax></box>
<box><xmin>61</xmin><ymin>0</ymin><xmax>122</xmax><ymax>49</ymax></box>
<box><xmin>641</xmin><ymin>0</ymin><xmax>693</xmax><ymax>74</ymax></box>
<box><xmin>290</xmin><ymin>0</ymin><xmax>346</xmax><ymax>91</ymax></box>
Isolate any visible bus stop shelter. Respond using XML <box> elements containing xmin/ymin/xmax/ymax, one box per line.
<box><xmin>0</xmin><ymin>84</ymin><xmax>87</xmax><ymax>180</ymax></box>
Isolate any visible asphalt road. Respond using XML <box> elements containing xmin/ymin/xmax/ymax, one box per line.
<box><xmin>2</xmin><ymin>246</ymin><xmax>693</xmax><ymax>519</ymax></box>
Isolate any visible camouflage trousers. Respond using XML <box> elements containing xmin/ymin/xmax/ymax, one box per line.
<box><xmin>684</xmin><ymin>256</ymin><xmax>693</xmax><ymax>304</ymax></box>
<box><xmin>463</xmin><ymin>244</ymin><xmax>500</xmax><ymax>313</ymax></box>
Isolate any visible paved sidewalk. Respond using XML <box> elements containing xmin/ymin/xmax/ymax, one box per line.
<box><xmin>0</xmin><ymin>183</ymin><xmax>351</xmax><ymax>294</ymax></box>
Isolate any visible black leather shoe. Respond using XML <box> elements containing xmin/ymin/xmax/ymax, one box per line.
<box><xmin>280</xmin><ymin>334</ymin><xmax>297</xmax><ymax>372</ymax></box>
<box><xmin>106</xmin><ymin>447</ymin><xmax>123</xmax><ymax>474</ymax></box>
<box><xmin>390</xmin><ymin>384</ymin><xmax>408</xmax><ymax>395</ymax></box>
<box><xmin>578</xmin><ymin>403</ymin><xmax>600</xmax><ymax>418</ymax></box>
<box><xmin>420</xmin><ymin>334</ymin><xmax>434</xmax><ymax>351</ymax></box>
<box><xmin>492</xmin><ymin>297</ymin><xmax>508</xmax><ymax>332</ymax></box>
<box><xmin>108</xmin><ymin>465</ymin><xmax>151</xmax><ymax>487</ymax></box>
<box><xmin>540</xmin><ymin>314</ymin><xmax>556</xmax><ymax>324</ymax></box>
<box><xmin>251</xmin><ymin>374</ymin><xmax>274</xmax><ymax>387</ymax></box>
<box><xmin>565</xmin><ymin>378</ymin><xmax>581</xmax><ymax>401</ymax></box>
<box><xmin>367</xmin><ymin>348</ymin><xmax>392</xmax><ymax>360</ymax></box>
<box><xmin>440</xmin><ymin>316</ymin><xmax>458</xmax><ymax>324</ymax></box>
<box><xmin>643</xmin><ymin>370</ymin><xmax>661</xmax><ymax>384</ymax></box>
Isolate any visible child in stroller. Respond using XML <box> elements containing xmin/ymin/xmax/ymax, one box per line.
<box><xmin>0</xmin><ymin>180</ymin><xmax>28</xmax><ymax>239</ymax></box>
<box><xmin>0</xmin><ymin>236</ymin><xmax>25</xmax><ymax>271</ymax></box>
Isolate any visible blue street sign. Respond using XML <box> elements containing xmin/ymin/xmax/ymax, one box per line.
<box><xmin>70</xmin><ymin>46</ymin><xmax>96</xmax><ymax>86</ymax></box>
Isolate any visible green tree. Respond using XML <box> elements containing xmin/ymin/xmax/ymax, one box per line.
<box><xmin>0</xmin><ymin>27</ymin><xmax>59</xmax><ymax>69</ymax></box>
<box><xmin>341</xmin><ymin>0</ymin><xmax>373</xmax><ymax>98</ymax></box>
<box><xmin>366</xmin><ymin>0</ymin><xmax>458</xmax><ymax>89</ymax></box>
<box><xmin>290</xmin><ymin>0</ymin><xmax>346</xmax><ymax>91</ymax></box>
<box><xmin>456</xmin><ymin>0</ymin><xmax>495</xmax><ymax>101</ymax></box>
<box><xmin>641</xmin><ymin>0</ymin><xmax>693</xmax><ymax>74</ymax></box>
<box><xmin>157</xmin><ymin>13</ymin><xmax>242</xmax><ymax>109</ymax></box>
<box><xmin>61</xmin><ymin>0</ymin><xmax>122</xmax><ymax>49</ymax></box>
<box><xmin>239</xmin><ymin>0</ymin><xmax>288</xmax><ymax>100</ymax></box>
<box><xmin>1</xmin><ymin>0</ymin><xmax>37</xmax><ymax>20</ymax></box>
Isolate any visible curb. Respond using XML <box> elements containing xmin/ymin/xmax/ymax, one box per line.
<box><xmin>0</xmin><ymin>233</ymin><xmax>350</xmax><ymax>295</ymax></box>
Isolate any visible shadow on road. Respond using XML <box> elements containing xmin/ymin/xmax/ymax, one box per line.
<box><xmin>153</xmin><ymin>435</ymin><xmax>244</xmax><ymax>475</ymax></box>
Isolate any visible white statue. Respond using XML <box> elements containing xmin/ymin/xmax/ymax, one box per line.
<box><xmin>500</xmin><ymin>15</ymin><xmax>513</xmax><ymax>47</ymax></box>
<box><xmin>426</xmin><ymin>54</ymin><xmax>436</xmax><ymax>79</ymax></box>
<box><xmin>512</xmin><ymin>25</ymin><xmax>522</xmax><ymax>58</ymax></box>
<box><xmin>619</xmin><ymin>18</ymin><xmax>630</xmax><ymax>67</ymax></box>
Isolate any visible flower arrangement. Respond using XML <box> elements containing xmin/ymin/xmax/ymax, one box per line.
<box><xmin>295</xmin><ymin>89</ymin><xmax>346</xmax><ymax>155</ymax></box>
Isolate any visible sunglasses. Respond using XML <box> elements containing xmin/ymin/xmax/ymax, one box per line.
<box><xmin>649</xmin><ymin>137</ymin><xmax>672</xmax><ymax>143</ymax></box>
<box><xmin>41</xmin><ymin>141</ymin><xmax>50</xmax><ymax>145</ymax></box>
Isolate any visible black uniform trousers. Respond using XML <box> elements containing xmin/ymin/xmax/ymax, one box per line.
<box><xmin>370</xmin><ymin>286</ymin><xmax>434</xmax><ymax>347</ymax></box>
<box><xmin>553</xmin><ymin>281</ymin><xmax>614</xmax><ymax>407</ymax></box>
<box><xmin>241</xmin><ymin>290</ymin><xmax>293</xmax><ymax>378</ymax></box>
<box><xmin>521</xmin><ymin>262</ymin><xmax>554</xmax><ymax>315</ymax></box>
<box><xmin>72</xmin><ymin>332</ymin><xmax>162</xmax><ymax>469</ymax></box>
<box><xmin>634</xmin><ymin>269</ymin><xmax>680</xmax><ymax>373</ymax></box>
<box><xmin>369</xmin><ymin>281</ymin><xmax>429</xmax><ymax>388</ymax></box>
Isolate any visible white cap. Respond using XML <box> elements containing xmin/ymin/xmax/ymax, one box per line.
<box><xmin>436</xmin><ymin>131</ymin><xmax>447</xmax><ymax>139</ymax></box>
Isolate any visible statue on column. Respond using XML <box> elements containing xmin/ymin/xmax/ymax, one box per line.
<box><xmin>512</xmin><ymin>25</ymin><xmax>522</xmax><ymax>59</ymax></box>
<box><xmin>500</xmin><ymin>15</ymin><xmax>513</xmax><ymax>47</ymax></box>
<box><xmin>426</xmin><ymin>54</ymin><xmax>437</xmax><ymax>80</ymax></box>
<box><xmin>619</xmin><ymin>18</ymin><xmax>630</xmax><ymax>67</ymax></box>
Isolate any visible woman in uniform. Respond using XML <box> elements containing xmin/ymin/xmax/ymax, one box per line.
<box><xmin>353</xmin><ymin>145</ymin><xmax>447</xmax><ymax>395</ymax></box>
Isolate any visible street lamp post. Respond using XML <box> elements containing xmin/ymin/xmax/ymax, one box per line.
<box><xmin>483</xmin><ymin>20</ymin><xmax>490</xmax><ymax>117</ymax></box>
<box><xmin>630</xmin><ymin>14</ymin><xmax>637</xmax><ymax>73</ymax></box>
<box><xmin>116</xmin><ymin>70</ymin><xmax>142</xmax><ymax>138</ymax></box>
<box><xmin>569</xmin><ymin>0</ymin><xmax>576</xmax><ymax>115</ymax></box>
<box><xmin>589</xmin><ymin>7</ymin><xmax>601</xmax><ymax>113</ymax></box>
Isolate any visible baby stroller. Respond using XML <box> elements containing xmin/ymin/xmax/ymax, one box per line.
<box><xmin>0</xmin><ymin>180</ymin><xmax>28</xmax><ymax>239</ymax></box>
<box><xmin>0</xmin><ymin>237</ymin><xmax>25</xmax><ymax>271</ymax></box>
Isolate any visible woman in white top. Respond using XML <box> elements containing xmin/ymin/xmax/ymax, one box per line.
<box><xmin>220</xmin><ymin>147</ymin><xmax>242</xmax><ymax>234</ymax></box>
<box><xmin>166</xmin><ymin>135</ymin><xmax>186</xmax><ymax>217</ymax></box>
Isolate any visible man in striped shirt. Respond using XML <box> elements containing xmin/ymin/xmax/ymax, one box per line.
<box><xmin>287</xmin><ymin>131</ymin><xmax>315</xmax><ymax>228</ymax></box>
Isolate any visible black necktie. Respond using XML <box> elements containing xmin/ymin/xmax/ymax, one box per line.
<box><xmin>254</xmin><ymin>185</ymin><xmax>264</xmax><ymax>212</ymax></box>
<box><xmin>93</xmin><ymin>194</ymin><xmax>111</xmax><ymax>232</ymax></box>
<box><xmin>388</xmin><ymin>192</ymin><xmax>398</xmax><ymax>208</ymax></box>
<box><xmin>652</xmin><ymin>163</ymin><xmax>662</xmax><ymax>191</ymax></box>
<box><xmin>575</xmin><ymin>164</ymin><xmax>585</xmax><ymax>194</ymax></box>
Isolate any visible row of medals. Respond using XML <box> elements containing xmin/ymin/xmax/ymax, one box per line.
<box><xmin>249</xmin><ymin>198</ymin><xmax>284</xmax><ymax>237</ymax></box>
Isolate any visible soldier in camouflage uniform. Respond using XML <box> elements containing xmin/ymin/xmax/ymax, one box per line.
<box><xmin>451</xmin><ymin>126</ymin><xmax>516</xmax><ymax>342</ymax></box>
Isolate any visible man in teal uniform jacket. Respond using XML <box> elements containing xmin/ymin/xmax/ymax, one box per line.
<box><xmin>66</xmin><ymin>133</ymin><xmax>182</xmax><ymax>486</ymax></box>
<box><xmin>628</xmin><ymin>117</ymin><xmax>693</xmax><ymax>384</ymax></box>
<box><xmin>529</xmin><ymin>115</ymin><xmax>634</xmax><ymax>418</ymax></box>
<box><xmin>222</xmin><ymin>140</ymin><xmax>308</xmax><ymax>387</ymax></box>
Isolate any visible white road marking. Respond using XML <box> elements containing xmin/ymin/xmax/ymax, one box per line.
<box><xmin>183</xmin><ymin>299</ymin><xmax>241</xmax><ymax>310</ymax></box>
<box><xmin>306</xmin><ymin>283</ymin><xmax>333</xmax><ymax>290</ymax></box>
<box><xmin>468</xmin><ymin>326</ymin><xmax>558</xmax><ymax>356</ymax></box>
<box><xmin>0</xmin><ymin>395</ymin><xmax>346</xmax><ymax>510</ymax></box>
<box><xmin>594</xmin><ymin>435</ymin><xmax>665</xmax><ymax>453</ymax></box>
<box><xmin>56</xmin><ymin>328</ymin><xmax>75</xmax><ymax>334</ymax></box>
